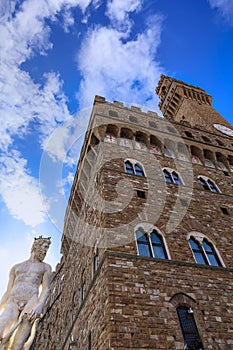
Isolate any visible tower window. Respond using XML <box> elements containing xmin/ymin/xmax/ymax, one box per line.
<box><xmin>134</xmin><ymin>164</ymin><xmax>144</xmax><ymax>176</ymax></box>
<box><xmin>177</xmin><ymin>306</ymin><xmax>204</xmax><ymax>350</ymax></box>
<box><xmin>180</xmin><ymin>199</ymin><xmax>188</xmax><ymax>207</ymax></box>
<box><xmin>198</xmin><ymin>177</ymin><xmax>219</xmax><ymax>193</ymax></box>
<box><xmin>202</xmin><ymin>239</ymin><xmax>222</xmax><ymax>267</ymax></box>
<box><xmin>150</xmin><ymin>230</ymin><xmax>168</xmax><ymax>259</ymax></box>
<box><xmin>167</xmin><ymin>126</ymin><xmax>177</xmax><ymax>134</ymax></box>
<box><xmin>109</xmin><ymin>110</ymin><xmax>118</xmax><ymax>118</ymax></box>
<box><xmin>136</xmin><ymin>229</ymin><xmax>168</xmax><ymax>259</ymax></box>
<box><xmin>189</xmin><ymin>236</ymin><xmax>222</xmax><ymax>267</ymax></box>
<box><xmin>216</xmin><ymin>139</ymin><xmax>224</xmax><ymax>146</ymax></box>
<box><xmin>124</xmin><ymin>160</ymin><xmax>145</xmax><ymax>177</ymax></box>
<box><xmin>163</xmin><ymin>169</ymin><xmax>183</xmax><ymax>185</ymax></box>
<box><xmin>220</xmin><ymin>207</ymin><xmax>229</xmax><ymax>215</ymax></box>
<box><xmin>137</xmin><ymin>190</ymin><xmax>146</xmax><ymax>199</ymax></box>
<box><xmin>88</xmin><ymin>332</ymin><xmax>92</xmax><ymax>350</ymax></box>
<box><xmin>164</xmin><ymin>145</ymin><xmax>175</xmax><ymax>158</ymax></box>
<box><xmin>185</xmin><ymin>131</ymin><xmax>194</xmax><ymax>139</ymax></box>
<box><xmin>125</xmin><ymin>161</ymin><xmax>134</xmax><ymax>174</ymax></box>
<box><xmin>129</xmin><ymin>115</ymin><xmax>138</xmax><ymax>123</ymax></box>
<box><xmin>149</xmin><ymin>121</ymin><xmax>157</xmax><ymax>129</ymax></box>
<box><xmin>92</xmin><ymin>252</ymin><xmax>99</xmax><ymax>277</ymax></box>
<box><xmin>202</xmin><ymin>135</ymin><xmax>211</xmax><ymax>143</ymax></box>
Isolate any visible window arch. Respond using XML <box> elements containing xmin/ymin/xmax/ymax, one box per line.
<box><xmin>190</xmin><ymin>146</ymin><xmax>202</xmax><ymax>165</ymax></box>
<box><xmin>198</xmin><ymin>176</ymin><xmax>219</xmax><ymax>193</ymax></box>
<box><xmin>164</xmin><ymin>139</ymin><xmax>175</xmax><ymax>158</ymax></box>
<box><xmin>135</xmin><ymin>131</ymin><xmax>148</xmax><ymax>151</ymax></box>
<box><xmin>136</xmin><ymin>228</ymin><xmax>168</xmax><ymax>259</ymax></box>
<box><xmin>188</xmin><ymin>234</ymin><xmax>223</xmax><ymax>267</ymax></box>
<box><xmin>203</xmin><ymin>149</ymin><xmax>215</xmax><ymax>168</ymax></box>
<box><xmin>124</xmin><ymin>160</ymin><xmax>145</xmax><ymax>177</ymax></box>
<box><xmin>120</xmin><ymin>128</ymin><xmax>133</xmax><ymax>148</ymax></box>
<box><xmin>150</xmin><ymin>135</ymin><xmax>162</xmax><ymax>155</ymax></box>
<box><xmin>216</xmin><ymin>152</ymin><xmax>228</xmax><ymax>171</ymax></box>
<box><xmin>163</xmin><ymin>168</ymin><xmax>183</xmax><ymax>185</ymax></box>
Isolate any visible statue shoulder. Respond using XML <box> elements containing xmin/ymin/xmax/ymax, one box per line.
<box><xmin>43</xmin><ymin>262</ymin><xmax>52</xmax><ymax>274</ymax></box>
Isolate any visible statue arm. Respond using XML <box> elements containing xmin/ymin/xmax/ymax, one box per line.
<box><xmin>0</xmin><ymin>265</ymin><xmax>16</xmax><ymax>310</ymax></box>
<box><xmin>28</xmin><ymin>264</ymin><xmax>52</xmax><ymax>321</ymax></box>
<box><xmin>38</xmin><ymin>264</ymin><xmax>52</xmax><ymax>307</ymax></box>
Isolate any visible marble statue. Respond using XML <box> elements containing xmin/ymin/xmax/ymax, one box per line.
<box><xmin>0</xmin><ymin>236</ymin><xmax>52</xmax><ymax>350</ymax></box>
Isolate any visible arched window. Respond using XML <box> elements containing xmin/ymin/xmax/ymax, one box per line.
<box><xmin>177</xmin><ymin>306</ymin><xmax>204</xmax><ymax>350</ymax></box>
<box><xmin>202</xmin><ymin>239</ymin><xmax>221</xmax><ymax>267</ymax></box>
<box><xmin>189</xmin><ymin>238</ymin><xmax>208</xmax><ymax>265</ymax></box>
<box><xmin>120</xmin><ymin>128</ymin><xmax>133</xmax><ymax>148</ymax></box>
<box><xmin>172</xmin><ymin>171</ymin><xmax>182</xmax><ymax>185</ymax></box>
<box><xmin>164</xmin><ymin>145</ymin><xmax>174</xmax><ymax>158</ymax></box>
<box><xmin>124</xmin><ymin>160</ymin><xmax>145</xmax><ymax>177</ymax></box>
<box><xmin>189</xmin><ymin>236</ymin><xmax>222</xmax><ymax>267</ymax></box>
<box><xmin>136</xmin><ymin>230</ymin><xmax>151</xmax><ymax>257</ymax></box>
<box><xmin>125</xmin><ymin>161</ymin><xmax>134</xmax><ymax>175</ymax></box>
<box><xmin>136</xmin><ymin>229</ymin><xmax>168</xmax><ymax>259</ymax></box>
<box><xmin>190</xmin><ymin>146</ymin><xmax>202</xmax><ymax>165</ymax></box>
<box><xmin>163</xmin><ymin>169</ymin><xmax>173</xmax><ymax>183</ymax></box>
<box><xmin>198</xmin><ymin>176</ymin><xmax>219</xmax><ymax>193</ymax></box>
<box><xmin>163</xmin><ymin>169</ymin><xmax>183</xmax><ymax>185</ymax></box>
<box><xmin>134</xmin><ymin>164</ymin><xmax>144</xmax><ymax>176</ymax></box>
<box><xmin>150</xmin><ymin>230</ymin><xmax>168</xmax><ymax>259</ymax></box>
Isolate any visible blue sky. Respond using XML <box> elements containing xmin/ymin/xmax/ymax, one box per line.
<box><xmin>0</xmin><ymin>0</ymin><xmax>233</xmax><ymax>297</ymax></box>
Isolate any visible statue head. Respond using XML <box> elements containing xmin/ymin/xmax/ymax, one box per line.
<box><xmin>31</xmin><ymin>236</ymin><xmax>51</xmax><ymax>262</ymax></box>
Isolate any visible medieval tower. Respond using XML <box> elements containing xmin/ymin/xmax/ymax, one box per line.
<box><xmin>34</xmin><ymin>76</ymin><xmax>233</xmax><ymax>349</ymax></box>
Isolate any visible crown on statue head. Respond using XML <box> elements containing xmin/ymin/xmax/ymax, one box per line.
<box><xmin>34</xmin><ymin>235</ymin><xmax>51</xmax><ymax>241</ymax></box>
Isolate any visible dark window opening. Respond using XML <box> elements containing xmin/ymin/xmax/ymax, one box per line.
<box><xmin>177</xmin><ymin>306</ymin><xmax>204</xmax><ymax>350</ymax></box>
<box><xmin>185</xmin><ymin>131</ymin><xmax>194</xmax><ymax>138</ymax></box>
<box><xmin>149</xmin><ymin>121</ymin><xmax>157</xmax><ymax>128</ymax></box>
<box><xmin>137</xmin><ymin>190</ymin><xmax>146</xmax><ymax>199</ymax></box>
<box><xmin>93</xmin><ymin>253</ymin><xmax>98</xmax><ymax>276</ymax></box>
<box><xmin>180</xmin><ymin>199</ymin><xmax>188</xmax><ymax>207</ymax></box>
<box><xmin>167</xmin><ymin>126</ymin><xmax>177</xmax><ymax>134</ymax></box>
<box><xmin>220</xmin><ymin>207</ymin><xmax>229</xmax><ymax>215</ymax></box>
<box><xmin>109</xmin><ymin>110</ymin><xmax>118</xmax><ymax>118</ymax></box>
<box><xmin>88</xmin><ymin>332</ymin><xmax>92</xmax><ymax>350</ymax></box>
<box><xmin>202</xmin><ymin>135</ymin><xmax>210</xmax><ymax>143</ymax></box>
<box><xmin>129</xmin><ymin>115</ymin><xmax>138</xmax><ymax>123</ymax></box>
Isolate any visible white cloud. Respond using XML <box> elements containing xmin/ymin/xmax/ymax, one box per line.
<box><xmin>77</xmin><ymin>15</ymin><xmax>163</xmax><ymax>110</ymax></box>
<box><xmin>106</xmin><ymin>0</ymin><xmax>142</xmax><ymax>30</ymax></box>
<box><xmin>0</xmin><ymin>151</ymin><xmax>46</xmax><ymax>226</ymax></box>
<box><xmin>208</xmin><ymin>0</ymin><xmax>233</xmax><ymax>23</ymax></box>
<box><xmin>0</xmin><ymin>0</ymin><xmax>96</xmax><ymax>225</ymax></box>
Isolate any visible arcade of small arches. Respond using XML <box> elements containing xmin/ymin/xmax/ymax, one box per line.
<box><xmin>89</xmin><ymin>123</ymin><xmax>233</xmax><ymax>173</ymax></box>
